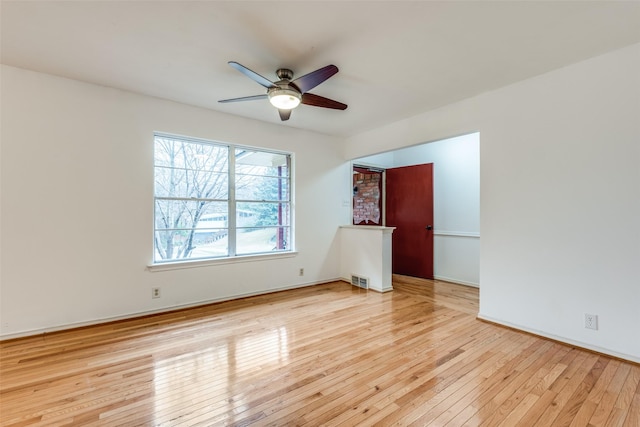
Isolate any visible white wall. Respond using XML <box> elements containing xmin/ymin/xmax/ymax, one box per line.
<box><xmin>353</xmin><ymin>151</ymin><xmax>395</xmax><ymax>169</ymax></box>
<box><xmin>345</xmin><ymin>43</ymin><xmax>640</xmax><ymax>362</ymax></box>
<box><xmin>0</xmin><ymin>65</ymin><xmax>351</xmax><ymax>338</ymax></box>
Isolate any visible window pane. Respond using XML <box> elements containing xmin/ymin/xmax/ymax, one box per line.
<box><xmin>154</xmin><ymin>201</ymin><xmax>228</xmax><ymax>262</ymax></box>
<box><xmin>235</xmin><ymin>149</ymin><xmax>289</xmax><ymax>177</ymax></box>
<box><xmin>237</xmin><ymin>202</ymin><xmax>290</xmax><ymax>227</ymax></box>
<box><xmin>155</xmin><ymin>167</ymin><xmax>228</xmax><ymax>199</ymax></box>
<box><xmin>154</xmin><ymin>230</ymin><xmax>228</xmax><ymax>261</ymax></box>
<box><xmin>236</xmin><ymin>227</ymin><xmax>290</xmax><ymax>255</ymax></box>
<box><xmin>236</xmin><ymin>175</ymin><xmax>289</xmax><ymax>201</ymax></box>
<box><xmin>155</xmin><ymin>200</ymin><xmax>227</xmax><ymax>230</ymax></box>
<box><xmin>155</xmin><ymin>137</ymin><xmax>228</xmax><ymax>172</ymax></box>
<box><xmin>189</xmin><ymin>232</ymin><xmax>229</xmax><ymax>259</ymax></box>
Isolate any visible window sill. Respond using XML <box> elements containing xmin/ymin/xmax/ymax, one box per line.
<box><xmin>147</xmin><ymin>251</ymin><xmax>298</xmax><ymax>272</ymax></box>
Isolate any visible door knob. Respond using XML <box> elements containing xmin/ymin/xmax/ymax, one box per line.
<box><xmin>425</xmin><ymin>225</ymin><xmax>433</xmax><ymax>230</ymax></box>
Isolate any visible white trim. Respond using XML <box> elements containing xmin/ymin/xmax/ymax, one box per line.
<box><xmin>0</xmin><ymin>277</ymin><xmax>335</xmax><ymax>341</ymax></box>
<box><xmin>477</xmin><ymin>313</ymin><xmax>640</xmax><ymax>364</ymax></box>
<box><xmin>434</xmin><ymin>275</ymin><xmax>479</xmax><ymax>288</ymax></box>
<box><xmin>148</xmin><ymin>251</ymin><xmax>298</xmax><ymax>271</ymax></box>
<box><xmin>434</xmin><ymin>230</ymin><xmax>480</xmax><ymax>238</ymax></box>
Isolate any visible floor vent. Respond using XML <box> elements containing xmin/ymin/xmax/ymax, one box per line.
<box><xmin>351</xmin><ymin>274</ymin><xmax>369</xmax><ymax>289</ymax></box>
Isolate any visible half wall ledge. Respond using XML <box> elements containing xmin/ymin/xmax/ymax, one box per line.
<box><xmin>339</xmin><ymin>225</ymin><xmax>395</xmax><ymax>293</ymax></box>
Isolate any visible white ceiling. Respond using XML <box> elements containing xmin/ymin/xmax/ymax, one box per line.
<box><xmin>2</xmin><ymin>1</ymin><xmax>639</xmax><ymax>137</ymax></box>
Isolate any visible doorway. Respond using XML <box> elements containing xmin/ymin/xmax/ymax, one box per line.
<box><xmin>352</xmin><ymin>166</ymin><xmax>383</xmax><ymax>226</ymax></box>
<box><xmin>351</xmin><ymin>132</ymin><xmax>480</xmax><ymax>287</ymax></box>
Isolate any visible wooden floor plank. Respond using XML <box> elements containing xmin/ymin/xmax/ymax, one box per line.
<box><xmin>1</xmin><ymin>275</ymin><xmax>638</xmax><ymax>426</ymax></box>
<box><xmin>590</xmin><ymin>364</ymin><xmax>634</xmax><ymax>426</ymax></box>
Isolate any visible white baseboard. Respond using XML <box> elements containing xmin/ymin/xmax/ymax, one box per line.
<box><xmin>477</xmin><ymin>313</ymin><xmax>640</xmax><ymax>364</ymax></box>
<box><xmin>0</xmin><ymin>278</ymin><xmax>341</xmax><ymax>341</ymax></box>
<box><xmin>434</xmin><ymin>275</ymin><xmax>479</xmax><ymax>288</ymax></box>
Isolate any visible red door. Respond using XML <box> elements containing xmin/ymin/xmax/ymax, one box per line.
<box><xmin>385</xmin><ymin>164</ymin><xmax>434</xmax><ymax>279</ymax></box>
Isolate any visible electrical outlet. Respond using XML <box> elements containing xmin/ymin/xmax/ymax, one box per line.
<box><xmin>152</xmin><ymin>287</ymin><xmax>161</xmax><ymax>299</ymax></box>
<box><xmin>299</xmin><ymin>268</ymin><xmax>304</xmax><ymax>276</ymax></box>
<box><xmin>585</xmin><ymin>313</ymin><xmax>598</xmax><ymax>330</ymax></box>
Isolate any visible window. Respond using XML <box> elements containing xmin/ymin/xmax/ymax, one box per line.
<box><xmin>153</xmin><ymin>134</ymin><xmax>291</xmax><ymax>264</ymax></box>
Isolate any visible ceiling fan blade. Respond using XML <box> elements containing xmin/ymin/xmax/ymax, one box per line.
<box><xmin>278</xmin><ymin>109</ymin><xmax>292</xmax><ymax>121</ymax></box>
<box><xmin>218</xmin><ymin>94</ymin><xmax>268</xmax><ymax>103</ymax></box>
<box><xmin>291</xmin><ymin>65</ymin><xmax>338</xmax><ymax>93</ymax></box>
<box><xmin>301</xmin><ymin>93</ymin><xmax>347</xmax><ymax>110</ymax></box>
<box><xmin>228</xmin><ymin>61</ymin><xmax>277</xmax><ymax>89</ymax></box>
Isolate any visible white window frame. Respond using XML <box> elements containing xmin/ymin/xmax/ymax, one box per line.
<box><xmin>151</xmin><ymin>133</ymin><xmax>294</xmax><ymax>269</ymax></box>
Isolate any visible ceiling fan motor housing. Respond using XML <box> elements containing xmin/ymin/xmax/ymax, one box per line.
<box><xmin>276</xmin><ymin>68</ymin><xmax>294</xmax><ymax>80</ymax></box>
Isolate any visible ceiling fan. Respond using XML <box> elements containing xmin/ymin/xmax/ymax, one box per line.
<box><xmin>219</xmin><ymin>61</ymin><xmax>347</xmax><ymax>121</ymax></box>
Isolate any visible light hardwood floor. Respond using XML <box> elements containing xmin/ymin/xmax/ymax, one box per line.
<box><xmin>1</xmin><ymin>275</ymin><xmax>638</xmax><ymax>426</ymax></box>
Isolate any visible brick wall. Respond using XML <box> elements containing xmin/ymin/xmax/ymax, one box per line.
<box><xmin>353</xmin><ymin>172</ymin><xmax>381</xmax><ymax>225</ymax></box>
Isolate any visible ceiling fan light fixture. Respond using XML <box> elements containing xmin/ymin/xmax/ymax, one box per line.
<box><xmin>268</xmin><ymin>87</ymin><xmax>302</xmax><ymax>110</ymax></box>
